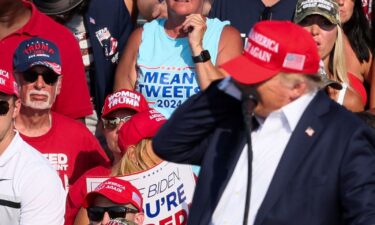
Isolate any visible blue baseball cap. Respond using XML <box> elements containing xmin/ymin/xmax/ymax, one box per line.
<box><xmin>13</xmin><ymin>37</ymin><xmax>62</xmax><ymax>75</ymax></box>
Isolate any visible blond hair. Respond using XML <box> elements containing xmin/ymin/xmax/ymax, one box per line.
<box><xmin>111</xmin><ymin>139</ymin><xmax>160</xmax><ymax>176</ymax></box>
<box><xmin>331</xmin><ymin>26</ymin><xmax>349</xmax><ymax>84</ymax></box>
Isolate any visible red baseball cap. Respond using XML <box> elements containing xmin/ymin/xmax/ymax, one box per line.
<box><xmin>83</xmin><ymin>177</ymin><xmax>143</xmax><ymax>212</ymax></box>
<box><xmin>101</xmin><ymin>89</ymin><xmax>149</xmax><ymax>118</ymax></box>
<box><xmin>118</xmin><ymin>108</ymin><xmax>166</xmax><ymax>154</ymax></box>
<box><xmin>0</xmin><ymin>68</ymin><xmax>19</xmax><ymax>97</ymax></box>
<box><xmin>221</xmin><ymin>21</ymin><xmax>320</xmax><ymax>84</ymax></box>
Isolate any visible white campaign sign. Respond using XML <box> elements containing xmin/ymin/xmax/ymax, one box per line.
<box><xmin>86</xmin><ymin>161</ymin><xmax>196</xmax><ymax>225</ymax></box>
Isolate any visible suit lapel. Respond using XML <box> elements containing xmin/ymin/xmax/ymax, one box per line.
<box><xmin>254</xmin><ymin>91</ymin><xmax>331</xmax><ymax>225</ymax></box>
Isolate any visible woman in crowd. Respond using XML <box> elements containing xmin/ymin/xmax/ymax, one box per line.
<box><xmin>338</xmin><ymin>0</ymin><xmax>373</xmax><ymax>108</ymax></box>
<box><xmin>294</xmin><ymin>0</ymin><xmax>363</xmax><ymax>111</ymax></box>
<box><xmin>65</xmin><ymin>89</ymin><xmax>149</xmax><ymax>225</ymax></box>
<box><xmin>72</xmin><ymin>108</ymin><xmax>174</xmax><ymax>224</ymax></box>
<box><xmin>113</xmin><ymin>0</ymin><xmax>242</xmax><ymax>118</ymax></box>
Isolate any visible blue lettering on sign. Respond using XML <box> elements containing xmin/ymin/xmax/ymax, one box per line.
<box><xmin>162</xmin><ymin>86</ymin><xmax>172</xmax><ymax>98</ymax></box>
<box><xmin>182</xmin><ymin>72</ymin><xmax>194</xmax><ymax>84</ymax></box>
<box><xmin>144</xmin><ymin>71</ymin><xmax>158</xmax><ymax>83</ymax></box>
<box><xmin>145</xmin><ymin>184</ymin><xmax>187</xmax><ymax>218</ymax></box>
<box><xmin>143</xmin><ymin>71</ymin><xmax>196</xmax><ymax>85</ymax></box>
<box><xmin>170</xmin><ymin>75</ymin><xmax>180</xmax><ymax>84</ymax></box>
<box><xmin>138</xmin><ymin>85</ymin><xmax>199</xmax><ymax>99</ymax></box>
<box><xmin>160</xmin><ymin>73</ymin><xmax>169</xmax><ymax>84</ymax></box>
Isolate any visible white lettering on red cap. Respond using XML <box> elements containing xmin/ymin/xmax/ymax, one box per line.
<box><xmin>0</xmin><ymin>78</ymin><xmax>5</xmax><ymax>85</ymax></box>
<box><xmin>246</xmin><ymin>42</ymin><xmax>272</xmax><ymax>62</ymax></box>
<box><xmin>108</xmin><ymin>90</ymin><xmax>142</xmax><ymax>109</ymax></box>
<box><xmin>248</xmin><ymin>31</ymin><xmax>279</xmax><ymax>53</ymax></box>
<box><xmin>0</xmin><ymin>69</ymin><xmax>9</xmax><ymax>78</ymax></box>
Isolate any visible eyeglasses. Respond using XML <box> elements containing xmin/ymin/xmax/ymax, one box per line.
<box><xmin>260</xmin><ymin>7</ymin><xmax>272</xmax><ymax>21</ymax></box>
<box><xmin>0</xmin><ymin>100</ymin><xmax>10</xmax><ymax>116</ymax></box>
<box><xmin>298</xmin><ymin>16</ymin><xmax>336</xmax><ymax>31</ymax></box>
<box><xmin>22</xmin><ymin>70</ymin><xmax>60</xmax><ymax>86</ymax></box>
<box><xmin>87</xmin><ymin>206</ymin><xmax>138</xmax><ymax>222</ymax></box>
<box><xmin>102</xmin><ymin>116</ymin><xmax>132</xmax><ymax>129</ymax></box>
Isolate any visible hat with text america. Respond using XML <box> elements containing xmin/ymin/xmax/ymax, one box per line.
<box><xmin>101</xmin><ymin>89</ymin><xmax>149</xmax><ymax>118</ymax></box>
<box><xmin>83</xmin><ymin>177</ymin><xmax>143</xmax><ymax>212</ymax></box>
<box><xmin>0</xmin><ymin>68</ymin><xmax>19</xmax><ymax>97</ymax></box>
<box><xmin>294</xmin><ymin>0</ymin><xmax>340</xmax><ymax>25</ymax></box>
<box><xmin>118</xmin><ymin>108</ymin><xmax>166</xmax><ymax>154</ymax></box>
<box><xmin>220</xmin><ymin>21</ymin><xmax>320</xmax><ymax>84</ymax></box>
<box><xmin>13</xmin><ymin>37</ymin><xmax>62</xmax><ymax>75</ymax></box>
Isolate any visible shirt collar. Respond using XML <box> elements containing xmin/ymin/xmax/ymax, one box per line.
<box><xmin>278</xmin><ymin>90</ymin><xmax>317</xmax><ymax>132</ymax></box>
<box><xmin>218</xmin><ymin>77</ymin><xmax>318</xmax><ymax>132</ymax></box>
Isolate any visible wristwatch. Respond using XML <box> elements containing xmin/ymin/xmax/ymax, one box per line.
<box><xmin>192</xmin><ymin>50</ymin><xmax>211</xmax><ymax>63</ymax></box>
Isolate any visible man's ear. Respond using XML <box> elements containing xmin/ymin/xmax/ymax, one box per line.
<box><xmin>290</xmin><ymin>80</ymin><xmax>307</xmax><ymax>100</ymax></box>
<box><xmin>56</xmin><ymin>76</ymin><xmax>62</xmax><ymax>95</ymax></box>
<box><xmin>134</xmin><ymin>212</ymin><xmax>145</xmax><ymax>225</ymax></box>
<box><xmin>12</xmin><ymin>98</ymin><xmax>21</xmax><ymax>119</ymax></box>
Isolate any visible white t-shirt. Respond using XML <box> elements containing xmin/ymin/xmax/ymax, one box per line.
<box><xmin>0</xmin><ymin>132</ymin><xmax>66</xmax><ymax>225</ymax></box>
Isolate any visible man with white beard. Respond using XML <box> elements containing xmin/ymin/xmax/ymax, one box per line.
<box><xmin>12</xmin><ymin>37</ymin><xmax>110</xmax><ymax>192</ymax></box>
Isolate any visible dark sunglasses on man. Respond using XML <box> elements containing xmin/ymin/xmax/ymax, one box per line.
<box><xmin>21</xmin><ymin>70</ymin><xmax>60</xmax><ymax>86</ymax></box>
<box><xmin>87</xmin><ymin>206</ymin><xmax>138</xmax><ymax>222</ymax></box>
<box><xmin>0</xmin><ymin>100</ymin><xmax>10</xmax><ymax>115</ymax></box>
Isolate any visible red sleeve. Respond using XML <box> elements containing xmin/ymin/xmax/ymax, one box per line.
<box><xmin>51</xmin><ymin>31</ymin><xmax>93</xmax><ymax>119</ymax></box>
<box><xmin>65</xmin><ymin>176</ymin><xmax>87</xmax><ymax>225</ymax></box>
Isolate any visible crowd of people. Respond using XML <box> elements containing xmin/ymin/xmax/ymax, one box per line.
<box><xmin>1</xmin><ymin>0</ymin><xmax>375</xmax><ymax>224</ymax></box>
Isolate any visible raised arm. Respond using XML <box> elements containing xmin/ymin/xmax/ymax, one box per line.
<box><xmin>152</xmin><ymin>79</ymin><xmax>242</xmax><ymax>164</ymax></box>
<box><xmin>183</xmin><ymin>15</ymin><xmax>242</xmax><ymax>90</ymax></box>
<box><xmin>114</xmin><ymin>27</ymin><xmax>143</xmax><ymax>91</ymax></box>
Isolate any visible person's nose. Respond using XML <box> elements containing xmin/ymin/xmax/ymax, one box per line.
<box><xmin>309</xmin><ymin>24</ymin><xmax>320</xmax><ymax>36</ymax></box>
<box><xmin>34</xmin><ymin>75</ymin><xmax>46</xmax><ymax>89</ymax></box>
<box><xmin>336</xmin><ymin>0</ymin><xmax>344</xmax><ymax>6</ymax></box>
<box><xmin>101</xmin><ymin>212</ymin><xmax>111</xmax><ymax>224</ymax></box>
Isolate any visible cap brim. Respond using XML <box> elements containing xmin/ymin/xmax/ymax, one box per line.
<box><xmin>34</xmin><ymin>0</ymin><xmax>84</xmax><ymax>15</ymax></box>
<box><xmin>220</xmin><ymin>54</ymin><xmax>279</xmax><ymax>84</ymax></box>
<box><xmin>83</xmin><ymin>191</ymin><xmax>126</xmax><ymax>208</ymax></box>
<box><xmin>324</xmin><ymin>80</ymin><xmax>343</xmax><ymax>90</ymax></box>
<box><xmin>294</xmin><ymin>11</ymin><xmax>338</xmax><ymax>25</ymax></box>
<box><xmin>15</xmin><ymin>62</ymin><xmax>62</xmax><ymax>76</ymax></box>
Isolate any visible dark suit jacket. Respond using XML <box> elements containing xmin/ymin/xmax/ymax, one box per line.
<box><xmin>153</xmin><ymin>80</ymin><xmax>375</xmax><ymax>225</ymax></box>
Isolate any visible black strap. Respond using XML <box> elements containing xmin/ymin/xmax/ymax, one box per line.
<box><xmin>241</xmin><ymin>90</ymin><xmax>258</xmax><ymax>225</ymax></box>
<box><xmin>0</xmin><ymin>199</ymin><xmax>21</xmax><ymax>209</ymax></box>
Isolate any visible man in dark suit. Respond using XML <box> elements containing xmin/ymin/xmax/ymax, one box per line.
<box><xmin>152</xmin><ymin>20</ymin><xmax>375</xmax><ymax>225</ymax></box>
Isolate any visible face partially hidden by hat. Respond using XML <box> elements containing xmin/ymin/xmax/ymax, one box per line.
<box><xmin>118</xmin><ymin>108</ymin><xmax>166</xmax><ymax>154</ymax></box>
<box><xmin>13</xmin><ymin>37</ymin><xmax>62</xmax><ymax>76</ymax></box>
<box><xmin>294</xmin><ymin>0</ymin><xmax>340</xmax><ymax>25</ymax></box>
<box><xmin>0</xmin><ymin>68</ymin><xmax>19</xmax><ymax>97</ymax></box>
<box><xmin>83</xmin><ymin>177</ymin><xmax>143</xmax><ymax>212</ymax></box>
<box><xmin>220</xmin><ymin>21</ymin><xmax>320</xmax><ymax>85</ymax></box>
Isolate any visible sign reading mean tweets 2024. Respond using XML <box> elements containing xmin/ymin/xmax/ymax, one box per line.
<box><xmin>86</xmin><ymin>161</ymin><xmax>196</xmax><ymax>225</ymax></box>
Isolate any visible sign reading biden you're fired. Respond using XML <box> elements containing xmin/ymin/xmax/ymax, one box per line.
<box><xmin>86</xmin><ymin>162</ymin><xmax>196</xmax><ymax>225</ymax></box>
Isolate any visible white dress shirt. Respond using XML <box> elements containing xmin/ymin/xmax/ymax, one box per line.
<box><xmin>211</xmin><ymin>78</ymin><xmax>317</xmax><ymax>225</ymax></box>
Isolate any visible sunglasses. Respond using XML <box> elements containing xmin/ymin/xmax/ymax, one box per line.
<box><xmin>22</xmin><ymin>70</ymin><xmax>60</xmax><ymax>86</ymax></box>
<box><xmin>298</xmin><ymin>16</ymin><xmax>336</xmax><ymax>31</ymax></box>
<box><xmin>0</xmin><ymin>100</ymin><xmax>10</xmax><ymax>116</ymax></box>
<box><xmin>102</xmin><ymin>116</ymin><xmax>132</xmax><ymax>129</ymax></box>
<box><xmin>87</xmin><ymin>206</ymin><xmax>138</xmax><ymax>222</ymax></box>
